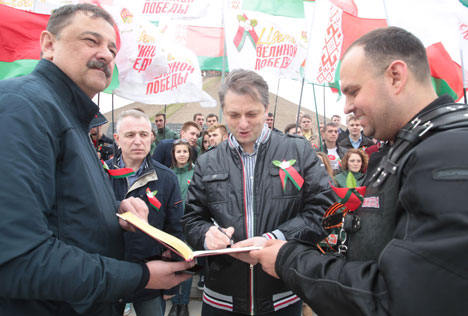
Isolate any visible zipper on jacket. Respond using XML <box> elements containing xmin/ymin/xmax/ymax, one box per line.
<box><xmin>250</xmin><ymin>263</ymin><xmax>254</xmax><ymax>315</ymax></box>
<box><xmin>234</xmin><ymin>148</ymin><xmax>254</xmax><ymax>314</ymax></box>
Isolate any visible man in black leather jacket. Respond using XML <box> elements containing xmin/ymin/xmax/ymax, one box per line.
<box><xmin>182</xmin><ymin>69</ymin><xmax>335</xmax><ymax>315</ymax></box>
<box><xmin>252</xmin><ymin>27</ymin><xmax>468</xmax><ymax>316</ymax></box>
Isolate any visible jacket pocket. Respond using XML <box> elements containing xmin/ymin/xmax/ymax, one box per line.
<box><xmin>269</xmin><ymin>166</ymin><xmax>302</xmax><ymax>198</ymax></box>
<box><xmin>202</xmin><ymin>173</ymin><xmax>229</xmax><ymax>204</ymax></box>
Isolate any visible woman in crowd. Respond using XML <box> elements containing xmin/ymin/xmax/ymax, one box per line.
<box><xmin>169</xmin><ymin>139</ymin><xmax>195</xmax><ymax>316</ymax></box>
<box><xmin>200</xmin><ymin>130</ymin><xmax>211</xmax><ymax>154</ymax></box>
<box><xmin>334</xmin><ymin>148</ymin><xmax>368</xmax><ymax>188</ymax></box>
<box><xmin>316</xmin><ymin>151</ymin><xmax>335</xmax><ymax>181</ymax></box>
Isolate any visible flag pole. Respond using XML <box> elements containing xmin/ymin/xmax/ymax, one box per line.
<box><xmin>295</xmin><ymin>78</ymin><xmax>306</xmax><ymax>134</ymax></box>
<box><xmin>111</xmin><ymin>93</ymin><xmax>116</xmax><ymax>158</ymax></box>
<box><xmin>312</xmin><ymin>84</ymin><xmax>323</xmax><ymax>151</ymax></box>
<box><xmin>219</xmin><ymin>0</ymin><xmax>228</xmax><ymax>122</ymax></box>
<box><xmin>272</xmin><ymin>78</ymin><xmax>281</xmax><ymax>129</ymax></box>
<box><xmin>323</xmin><ymin>85</ymin><xmax>326</xmax><ymax>124</ymax></box>
<box><xmin>461</xmin><ymin>49</ymin><xmax>467</xmax><ymax>104</ymax></box>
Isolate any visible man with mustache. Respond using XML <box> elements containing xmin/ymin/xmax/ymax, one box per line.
<box><xmin>0</xmin><ymin>4</ymin><xmax>193</xmax><ymax>316</ymax></box>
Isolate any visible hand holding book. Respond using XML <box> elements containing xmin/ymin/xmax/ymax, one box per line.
<box><xmin>117</xmin><ymin>212</ymin><xmax>261</xmax><ymax>261</ymax></box>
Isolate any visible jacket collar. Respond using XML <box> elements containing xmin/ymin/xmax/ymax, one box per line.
<box><xmin>34</xmin><ymin>59</ymin><xmax>100</xmax><ymax>129</ymax></box>
<box><xmin>228</xmin><ymin>123</ymin><xmax>271</xmax><ymax>154</ymax></box>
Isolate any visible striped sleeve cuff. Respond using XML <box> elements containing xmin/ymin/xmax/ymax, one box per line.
<box><xmin>262</xmin><ymin>229</ymin><xmax>285</xmax><ymax>241</ymax></box>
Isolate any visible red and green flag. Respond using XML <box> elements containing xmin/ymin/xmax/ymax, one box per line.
<box><xmin>272</xmin><ymin>159</ymin><xmax>304</xmax><ymax>191</ymax></box>
<box><xmin>305</xmin><ymin>0</ymin><xmax>464</xmax><ymax>101</ymax></box>
<box><xmin>0</xmin><ymin>4</ymin><xmax>119</xmax><ymax>93</ymax></box>
<box><xmin>146</xmin><ymin>187</ymin><xmax>161</xmax><ymax>211</ymax></box>
<box><xmin>101</xmin><ymin>160</ymin><xmax>135</xmax><ymax>178</ymax></box>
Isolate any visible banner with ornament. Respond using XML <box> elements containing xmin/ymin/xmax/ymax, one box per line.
<box><xmin>223</xmin><ymin>0</ymin><xmax>308</xmax><ymax>80</ymax></box>
<box><xmin>106</xmin><ymin>4</ymin><xmax>215</xmax><ymax>105</ymax></box>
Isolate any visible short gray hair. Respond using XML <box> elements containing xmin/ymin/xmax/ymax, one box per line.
<box><xmin>116</xmin><ymin>109</ymin><xmax>151</xmax><ymax>134</ymax></box>
<box><xmin>219</xmin><ymin>69</ymin><xmax>269</xmax><ymax>109</ymax></box>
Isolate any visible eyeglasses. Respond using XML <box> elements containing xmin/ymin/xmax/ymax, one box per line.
<box><xmin>173</xmin><ymin>139</ymin><xmax>190</xmax><ymax>145</ymax></box>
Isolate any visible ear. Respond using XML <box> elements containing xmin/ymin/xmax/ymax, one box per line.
<box><xmin>385</xmin><ymin>60</ymin><xmax>407</xmax><ymax>95</ymax></box>
<box><xmin>113</xmin><ymin>133</ymin><xmax>120</xmax><ymax>147</ymax></box>
<box><xmin>40</xmin><ymin>31</ymin><xmax>56</xmax><ymax>61</ymax></box>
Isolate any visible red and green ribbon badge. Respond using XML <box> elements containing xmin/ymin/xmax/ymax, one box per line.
<box><xmin>146</xmin><ymin>188</ymin><xmax>161</xmax><ymax>211</ymax></box>
<box><xmin>272</xmin><ymin>160</ymin><xmax>304</xmax><ymax>191</ymax></box>
<box><xmin>101</xmin><ymin>160</ymin><xmax>135</xmax><ymax>178</ymax></box>
<box><xmin>331</xmin><ymin>184</ymin><xmax>367</xmax><ymax>211</ymax></box>
<box><xmin>233</xmin><ymin>14</ymin><xmax>259</xmax><ymax>52</ymax></box>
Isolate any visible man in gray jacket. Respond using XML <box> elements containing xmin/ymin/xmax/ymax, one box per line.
<box><xmin>0</xmin><ymin>4</ymin><xmax>193</xmax><ymax>316</ymax></box>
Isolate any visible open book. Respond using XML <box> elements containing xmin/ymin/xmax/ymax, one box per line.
<box><xmin>117</xmin><ymin>212</ymin><xmax>261</xmax><ymax>261</ymax></box>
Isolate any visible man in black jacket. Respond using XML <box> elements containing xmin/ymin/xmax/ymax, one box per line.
<box><xmin>0</xmin><ymin>4</ymin><xmax>193</xmax><ymax>316</ymax></box>
<box><xmin>182</xmin><ymin>69</ymin><xmax>335</xmax><ymax>315</ymax></box>
<box><xmin>252</xmin><ymin>27</ymin><xmax>468</xmax><ymax>316</ymax></box>
<box><xmin>338</xmin><ymin>115</ymin><xmax>374</xmax><ymax>150</ymax></box>
<box><xmin>107</xmin><ymin>110</ymin><xmax>184</xmax><ymax>316</ymax></box>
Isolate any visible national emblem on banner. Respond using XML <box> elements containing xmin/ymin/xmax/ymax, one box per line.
<box><xmin>316</xmin><ymin>4</ymin><xmax>343</xmax><ymax>84</ymax></box>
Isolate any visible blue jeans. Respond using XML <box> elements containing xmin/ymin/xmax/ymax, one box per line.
<box><xmin>201</xmin><ymin>300</ymin><xmax>302</xmax><ymax>316</ymax></box>
<box><xmin>171</xmin><ymin>276</ymin><xmax>193</xmax><ymax>305</ymax></box>
<box><xmin>134</xmin><ymin>296</ymin><xmax>165</xmax><ymax>316</ymax></box>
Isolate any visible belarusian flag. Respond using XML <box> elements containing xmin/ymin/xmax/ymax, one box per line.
<box><xmin>186</xmin><ymin>25</ymin><xmax>226</xmax><ymax>71</ymax></box>
<box><xmin>0</xmin><ymin>5</ymin><xmax>48</xmax><ymax>79</ymax></box>
<box><xmin>224</xmin><ymin>0</ymin><xmax>308</xmax><ymax>80</ymax></box>
<box><xmin>456</xmin><ymin>0</ymin><xmax>468</xmax><ymax>89</ymax></box>
<box><xmin>385</xmin><ymin>0</ymin><xmax>464</xmax><ymax>101</ymax></box>
<box><xmin>303</xmin><ymin>0</ymin><xmax>386</xmax><ymax>89</ymax></box>
<box><xmin>0</xmin><ymin>4</ymin><xmax>119</xmax><ymax>92</ymax></box>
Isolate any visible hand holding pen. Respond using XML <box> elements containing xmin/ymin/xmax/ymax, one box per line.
<box><xmin>205</xmin><ymin>218</ymin><xmax>235</xmax><ymax>250</ymax></box>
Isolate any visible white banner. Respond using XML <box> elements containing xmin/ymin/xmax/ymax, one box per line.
<box><xmin>113</xmin><ymin>0</ymin><xmax>212</xmax><ymax>21</ymax></box>
<box><xmin>107</xmin><ymin>4</ymin><xmax>215</xmax><ymax>105</ymax></box>
<box><xmin>224</xmin><ymin>8</ymin><xmax>308</xmax><ymax>80</ymax></box>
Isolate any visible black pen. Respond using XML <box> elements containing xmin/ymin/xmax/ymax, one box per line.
<box><xmin>212</xmin><ymin>218</ymin><xmax>234</xmax><ymax>246</ymax></box>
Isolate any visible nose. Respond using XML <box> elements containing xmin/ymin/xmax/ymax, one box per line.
<box><xmin>344</xmin><ymin>99</ymin><xmax>355</xmax><ymax>115</ymax></box>
<box><xmin>238</xmin><ymin>116</ymin><xmax>249</xmax><ymax>129</ymax></box>
<box><xmin>134</xmin><ymin>135</ymin><xmax>143</xmax><ymax>144</ymax></box>
<box><xmin>96</xmin><ymin>43</ymin><xmax>115</xmax><ymax>64</ymax></box>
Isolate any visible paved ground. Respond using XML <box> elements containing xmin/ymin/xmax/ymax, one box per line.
<box><xmin>127</xmin><ymin>274</ymin><xmax>203</xmax><ymax>316</ymax></box>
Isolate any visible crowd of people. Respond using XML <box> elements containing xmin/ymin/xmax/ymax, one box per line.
<box><xmin>1</xmin><ymin>3</ymin><xmax>467</xmax><ymax>316</ymax></box>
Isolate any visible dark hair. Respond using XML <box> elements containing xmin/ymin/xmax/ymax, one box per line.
<box><xmin>345</xmin><ymin>26</ymin><xmax>431</xmax><ymax>83</ymax></box>
<box><xmin>171</xmin><ymin>139</ymin><xmax>193</xmax><ymax>169</ymax></box>
<box><xmin>219</xmin><ymin>69</ymin><xmax>269</xmax><ymax>109</ymax></box>
<box><xmin>267</xmin><ymin>112</ymin><xmax>274</xmax><ymax>118</ymax></box>
<box><xmin>181</xmin><ymin>121</ymin><xmax>201</xmax><ymax>133</ymax></box>
<box><xmin>193</xmin><ymin>113</ymin><xmax>204</xmax><ymax>120</ymax></box>
<box><xmin>206</xmin><ymin>113</ymin><xmax>218</xmax><ymax>121</ymax></box>
<box><xmin>200</xmin><ymin>130</ymin><xmax>211</xmax><ymax>152</ymax></box>
<box><xmin>341</xmin><ymin>148</ymin><xmax>368</xmax><ymax>173</ymax></box>
<box><xmin>301</xmin><ymin>114</ymin><xmax>312</xmax><ymax>122</ymax></box>
<box><xmin>323</xmin><ymin>122</ymin><xmax>338</xmax><ymax>132</ymax></box>
<box><xmin>47</xmin><ymin>3</ymin><xmax>115</xmax><ymax>37</ymax></box>
<box><xmin>155</xmin><ymin>113</ymin><xmax>166</xmax><ymax>120</ymax></box>
<box><xmin>284</xmin><ymin>123</ymin><xmax>301</xmax><ymax>134</ymax></box>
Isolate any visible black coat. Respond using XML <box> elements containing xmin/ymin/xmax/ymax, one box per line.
<box><xmin>107</xmin><ymin>156</ymin><xmax>184</xmax><ymax>301</ymax></box>
<box><xmin>0</xmin><ymin>60</ymin><xmax>143</xmax><ymax>316</ymax></box>
<box><xmin>275</xmin><ymin>95</ymin><xmax>468</xmax><ymax>316</ymax></box>
<box><xmin>183</xmin><ymin>131</ymin><xmax>335</xmax><ymax>314</ymax></box>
